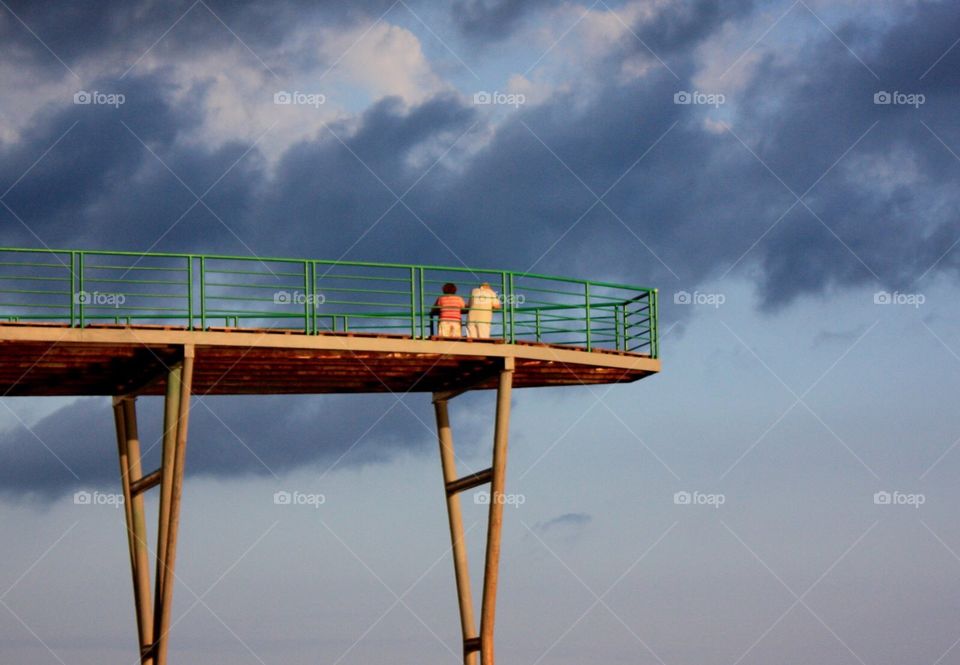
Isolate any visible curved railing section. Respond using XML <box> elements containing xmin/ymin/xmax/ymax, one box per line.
<box><xmin>0</xmin><ymin>248</ymin><xmax>658</xmax><ymax>357</ymax></box>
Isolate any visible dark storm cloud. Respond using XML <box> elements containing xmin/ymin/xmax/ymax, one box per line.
<box><xmin>632</xmin><ymin>0</ymin><xmax>755</xmax><ymax>56</ymax></box>
<box><xmin>451</xmin><ymin>0</ymin><xmax>554</xmax><ymax>41</ymax></box>
<box><xmin>0</xmin><ymin>391</ymin><xmax>496</xmax><ymax>501</ymax></box>
<box><xmin>1</xmin><ymin>73</ymin><xmax>201</xmax><ymax>245</ymax></box>
<box><xmin>729</xmin><ymin>1</ymin><xmax>960</xmax><ymax>304</ymax></box>
<box><xmin>251</xmin><ymin>93</ymin><xmax>479</xmax><ymax>262</ymax></box>
<box><xmin>0</xmin><ymin>0</ymin><xmax>398</xmax><ymax>78</ymax></box>
<box><xmin>0</xmin><ymin>71</ymin><xmax>269</xmax><ymax>252</ymax></box>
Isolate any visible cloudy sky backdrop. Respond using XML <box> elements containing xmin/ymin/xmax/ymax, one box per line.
<box><xmin>2</xmin><ymin>1</ymin><xmax>960</xmax><ymax>663</ymax></box>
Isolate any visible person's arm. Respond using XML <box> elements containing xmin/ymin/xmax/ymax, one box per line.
<box><xmin>492</xmin><ymin>289</ymin><xmax>502</xmax><ymax>310</ymax></box>
<box><xmin>430</xmin><ymin>297</ymin><xmax>440</xmax><ymax>317</ymax></box>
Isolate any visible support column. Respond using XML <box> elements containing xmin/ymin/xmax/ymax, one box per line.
<box><xmin>154</xmin><ymin>349</ymin><xmax>194</xmax><ymax>665</ymax></box>
<box><xmin>113</xmin><ymin>396</ymin><xmax>154</xmax><ymax>665</ymax></box>
<box><xmin>434</xmin><ymin>398</ymin><xmax>479</xmax><ymax>665</ymax></box>
<box><xmin>113</xmin><ymin>345</ymin><xmax>194</xmax><ymax>665</ymax></box>
<box><xmin>433</xmin><ymin>357</ymin><xmax>514</xmax><ymax>665</ymax></box>
<box><xmin>480</xmin><ymin>364</ymin><xmax>513</xmax><ymax>665</ymax></box>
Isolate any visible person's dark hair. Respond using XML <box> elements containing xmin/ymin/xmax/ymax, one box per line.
<box><xmin>442</xmin><ymin>282</ymin><xmax>457</xmax><ymax>294</ymax></box>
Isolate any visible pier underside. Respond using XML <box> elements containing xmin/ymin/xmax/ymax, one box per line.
<box><xmin>0</xmin><ymin>323</ymin><xmax>658</xmax><ymax>396</ymax></box>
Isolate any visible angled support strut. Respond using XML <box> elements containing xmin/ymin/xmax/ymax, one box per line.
<box><xmin>433</xmin><ymin>357</ymin><xmax>514</xmax><ymax>665</ymax></box>
<box><xmin>113</xmin><ymin>345</ymin><xmax>195</xmax><ymax>665</ymax></box>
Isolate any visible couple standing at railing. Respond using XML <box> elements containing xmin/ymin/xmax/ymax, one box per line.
<box><xmin>431</xmin><ymin>282</ymin><xmax>501</xmax><ymax>339</ymax></box>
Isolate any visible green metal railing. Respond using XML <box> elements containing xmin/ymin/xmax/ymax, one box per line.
<box><xmin>0</xmin><ymin>247</ymin><xmax>658</xmax><ymax>357</ymax></box>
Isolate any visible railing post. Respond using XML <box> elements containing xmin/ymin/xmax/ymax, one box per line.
<box><xmin>419</xmin><ymin>269</ymin><xmax>426</xmax><ymax>339</ymax></box>
<box><xmin>614</xmin><ymin>305</ymin><xmax>620</xmax><ymax>351</ymax></box>
<box><xmin>410</xmin><ymin>267</ymin><xmax>417</xmax><ymax>338</ymax></box>
<box><xmin>69</xmin><ymin>251</ymin><xmax>77</xmax><ymax>327</ymax></box>
<box><xmin>508</xmin><ymin>273</ymin><xmax>516</xmax><ymax>343</ymax></box>
<box><xmin>303</xmin><ymin>260</ymin><xmax>311</xmax><ymax>334</ymax></box>
<box><xmin>199</xmin><ymin>257</ymin><xmax>206</xmax><ymax>331</ymax></box>
<box><xmin>652</xmin><ymin>288</ymin><xmax>659</xmax><ymax>358</ymax></box>
<box><xmin>78</xmin><ymin>251</ymin><xmax>85</xmax><ymax>328</ymax></box>
<box><xmin>187</xmin><ymin>256</ymin><xmax>194</xmax><ymax>330</ymax></box>
<box><xmin>623</xmin><ymin>302</ymin><xmax>630</xmax><ymax>352</ymax></box>
<box><xmin>500</xmin><ymin>272</ymin><xmax>508</xmax><ymax>341</ymax></box>
<box><xmin>311</xmin><ymin>262</ymin><xmax>318</xmax><ymax>334</ymax></box>
<box><xmin>584</xmin><ymin>282</ymin><xmax>591</xmax><ymax>351</ymax></box>
<box><xmin>535</xmin><ymin>309</ymin><xmax>541</xmax><ymax>342</ymax></box>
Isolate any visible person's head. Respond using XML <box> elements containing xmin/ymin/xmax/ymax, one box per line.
<box><xmin>480</xmin><ymin>282</ymin><xmax>490</xmax><ymax>289</ymax></box>
<box><xmin>442</xmin><ymin>283</ymin><xmax>457</xmax><ymax>294</ymax></box>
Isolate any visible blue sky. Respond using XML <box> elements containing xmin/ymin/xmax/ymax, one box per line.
<box><xmin>1</xmin><ymin>1</ymin><xmax>960</xmax><ymax>663</ymax></box>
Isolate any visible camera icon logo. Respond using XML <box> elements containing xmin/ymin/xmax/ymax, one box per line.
<box><xmin>74</xmin><ymin>490</ymin><xmax>92</xmax><ymax>505</ymax></box>
<box><xmin>873</xmin><ymin>491</ymin><xmax>891</xmax><ymax>505</ymax></box>
<box><xmin>673</xmin><ymin>491</ymin><xmax>691</xmax><ymax>505</ymax></box>
<box><xmin>74</xmin><ymin>290</ymin><xmax>92</xmax><ymax>305</ymax></box>
<box><xmin>873</xmin><ymin>291</ymin><xmax>892</xmax><ymax>305</ymax></box>
<box><xmin>674</xmin><ymin>290</ymin><xmax>692</xmax><ymax>305</ymax></box>
<box><xmin>74</xmin><ymin>90</ymin><xmax>92</xmax><ymax>105</ymax></box>
<box><xmin>674</xmin><ymin>91</ymin><xmax>692</xmax><ymax>104</ymax></box>
<box><xmin>874</xmin><ymin>91</ymin><xmax>891</xmax><ymax>105</ymax></box>
<box><xmin>274</xmin><ymin>490</ymin><xmax>292</xmax><ymax>505</ymax></box>
<box><xmin>273</xmin><ymin>291</ymin><xmax>293</xmax><ymax>305</ymax></box>
<box><xmin>273</xmin><ymin>91</ymin><xmax>292</xmax><ymax>105</ymax></box>
<box><xmin>473</xmin><ymin>91</ymin><xmax>492</xmax><ymax>105</ymax></box>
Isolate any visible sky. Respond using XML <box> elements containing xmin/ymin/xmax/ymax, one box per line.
<box><xmin>1</xmin><ymin>0</ymin><xmax>960</xmax><ymax>663</ymax></box>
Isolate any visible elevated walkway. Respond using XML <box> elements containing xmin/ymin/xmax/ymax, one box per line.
<box><xmin>0</xmin><ymin>247</ymin><xmax>660</xmax><ymax>665</ymax></box>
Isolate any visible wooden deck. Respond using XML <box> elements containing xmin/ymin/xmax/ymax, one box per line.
<box><xmin>0</xmin><ymin>323</ymin><xmax>660</xmax><ymax>396</ymax></box>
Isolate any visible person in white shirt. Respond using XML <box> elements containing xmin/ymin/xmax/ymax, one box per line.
<box><xmin>466</xmin><ymin>282</ymin><xmax>502</xmax><ymax>339</ymax></box>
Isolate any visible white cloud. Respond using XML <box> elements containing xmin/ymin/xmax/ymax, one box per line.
<box><xmin>322</xmin><ymin>22</ymin><xmax>446</xmax><ymax>106</ymax></box>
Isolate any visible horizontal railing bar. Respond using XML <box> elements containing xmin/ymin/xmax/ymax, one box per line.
<box><xmin>83</xmin><ymin>306</ymin><xmax>189</xmax><ymax>312</ymax></box>
<box><xmin>82</xmin><ymin>277</ymin><xmax>187</xmax><ymax>286</ymax></box>
<box><xmin>0</xmin><ymin>276</ymin><xmax>71</xmax><ymax>283</ymax></box>
<box><xmin>0</xmin><ymin>288</ymin><xmax>72</xmax><ymax>296</ymax></box>
<box><xmin>204</xmin><ymin>310</ymin><xmax>306</xmax><ymax>318</ymax></box>
<box><xmin>85</xmin><ymin>264</ymin><xmax>189</xmax><ymax>272</ymax></box>
<box><xmin>84</xmin><ymin>292</ymin><xmax>188</xmax><ymax>300</ymax></box>
<box><xmin>203</xmin><ymin>268</ymin><xmax>304</xmax><ymax>278</ymax></box>
<box><xmin>203</xmin><ymin>282</ymin><xmax>303</xmax><ymax>291</ymax></box>
<box><xmin>315</xmin><ymin>273</ymin><xmax>411</xmax><ymax>283</ymax></box>
<box><xmin>0</xmin><ymin>260</ymin><xmax>71</xmax><ymax>268</ymax></box>
<box><xmin>310</xmin><ymin>286</ymin><xmax>411</xmax><ymax>296</ymax></box>
<box><xmin>320</xmin><ymin>299</ymin><xmax>410</xmax><ymax>308</ymax></box>
<box><xmin>0</xmin><ymin>303</ymin><xmax>70</xmax><ymax>309</ymax></box>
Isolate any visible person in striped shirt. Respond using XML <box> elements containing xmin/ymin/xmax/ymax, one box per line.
<box><xmin>431</xmin><ymin>283</ymin><xmax>465</xmax><ymax>337</ymax></box>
